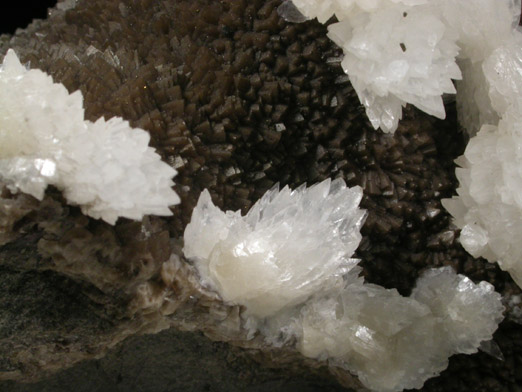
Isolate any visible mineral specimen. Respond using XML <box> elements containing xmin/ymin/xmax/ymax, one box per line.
<box><xmin>185</xmin><ymin>180</ymin><xmax>504</xmax><ymax>392</ymax></box>
<box><xmin>442</xmin><ymin>116</ymin><xmax>522</xmax><ymax>287</ymax></box>
<box><xmin>296</xmin><ymin>267</ymin><xmax>504</xmax><ymax>392</ymax></box>
<box><xmin>442</xmin><ymin>6</ymin><xmax>522</xmax><ymax>288</ymax></box>
<box><xmin>283</xmin><ymin>0</ymin><xmax>520</xmax><ymax>134</ymax></box>
<box><xmin>0</xmin><ymin>49</ymin><xmax>180</xmax><ymax>224</ymax></box>
<box><xmin>184</xmin><ymin>178</ymin><xmax>367</xmax><ymax>319</ymax></box>
<box><xmin>1</xmin><ymin>0</ymin><xmax>520</xmax><ymax>391</ymax></box>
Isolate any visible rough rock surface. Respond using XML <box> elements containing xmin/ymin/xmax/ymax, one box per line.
<box><xmin>0</xmin><ymin>0</ymin><xmax>521</xmax><ymax>391</ymax></box>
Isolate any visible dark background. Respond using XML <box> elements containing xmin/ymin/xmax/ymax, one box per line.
<box><xmin>1</xmin><ymin>1</ymin><xmax>58</xmax><ymax>35</ymax></box>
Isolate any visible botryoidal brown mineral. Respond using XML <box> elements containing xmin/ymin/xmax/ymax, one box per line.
<box><xmin>0</xmin><ymin>0</ymin><xmax>521</xmax><ymax>391</ymax></box>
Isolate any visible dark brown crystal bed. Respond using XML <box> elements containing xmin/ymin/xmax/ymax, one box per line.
<box><xmin>0</xmin><ymin>1</ymin><xmax>520</xmax><ymax>391</ymax></box>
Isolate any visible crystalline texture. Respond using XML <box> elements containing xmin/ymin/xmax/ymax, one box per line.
<box><xmin>455</xmin><ymin>59</ymin><xmax>499</xmax><ymax>136</ymax></box>
<box><xmin>297</xmin><ymin>267</ymin><xmax>504</xmax><ymax>392</ymax></box>
<box><xmin>483</xmin><ymin>33</ymin><xmax>522</xmax><ymax>118</ymax></box>
<box><xmin>286</xmin><ymin>0</ymin><xmax>522</xmax><ymax>287</ymax></box>
<box><xmin>442</xmin><ymin>9</ymin><xmax>522</xmax><ymax>287</ymax></box>
<box><xmin>183</xmin><ymin>178</ymin><xmax>367</xmax><ymax>319</ymax></box>
<box><xmin>442</xmin><ymin>111</ymin><xmax>522</xmax><ymax>287</ymax></box>
<box><xmin>286</xmin><ymin>0</ymin><xmax>461</xmax><ymax>133</ymax></box>
<box><xmin>0</xmin><ymin>49</ymin><xmax>180</xmax><ymax>224</ymax></box>
<box><xmin>287</xmin><ymin>0</ymin><xmax>428</xmax><ymax>24</ymax></box>
<box><xmin>411</xmin><ymin>267</ymin><xmax>505</xmax><ymax>354</ymax></box>
<box><xmin>450</xmin><ymin>0</ymin><xmax>521</xmax><ymax>134</ymax></box>
<box><xmin>329</xmin><ymin>4</ymin><xmax>461</xmax><ymax>133</ymax></box>
<box><xmin>277</xmin><ymin>0</ymin><xmax>309</xmax><ymax>23</ymax></box>
<box><xmin>440</xmin><ymin>0</ymin><xmax>519</xmax><ymax>63</ymax></box>
<box><xmin>286</xmin><ymin>0</ymin><xmax>521</xmax><ymax>134</ymax></box>
<box><xmin>185</xmin><ymin>179</ymin><xmax>504</xmax><ymax>392</ymax></box>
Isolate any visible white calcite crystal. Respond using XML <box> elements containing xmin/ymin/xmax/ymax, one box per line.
<box><xmin>410</xmin><ymin>268</ymin><xmax>504</xmax><ymax>355</ymax></box>
<box><xmin>455</xmin><ymin>59</ymin><xmax>499</xmax><ymax>137</ymax></box>
<box><xmin>440</xmin><ymin>0</ymin><xmax>519</xmax><ymax>63</ymax></box>
<box><xmin>328</xmin><ymin>3</ymin><xmax>461</xmax><ymax>133</ymax></box>
<box><xmin>482</xmin><ymin>33</ymin><xmax>522</xmax><ymax>119</ymax></box>
<box><xmin>286</xmin><ymin>0</ymin><xmax>428</xmax><ymax>24</ymax></box>
<box><xmin>185</xmin><ymin>180</ymin><xmax>505</xmax><ymax>391</ymax></box>
<box><xmin>297</xmin><ymin>267</ymin><xmax>504</xmax><ymax>392</ymax></box>
<box><xmin>183</xmin><ymin>178</ymin><xmax>367</xmax><ymax>318</ymax></box>
<box><xmin>0</xmin><ymin>49</ymin><xmax>180</xmax><ymax>224</ymax></box>
<box><xmin>442</xmin><ymin>115</ymin><xmax>522</xmax><ymax>287</ymax></box>
<box><xmin>442</xmin><ymin>6</ymin><xmax>522</xmax><ymax>287</ymax></box>
<box><xmin>281</xmin><ymin>0</ymin><xmax>462</xmax><ymax>133</ymax></box>
<box><xmin>282</xmin><ymin>0</ymin><xmax>521</xmax><ymax>134</ymax></box>
<box><xmin>452</xmin><ymin>0</ymin><xmax>521</xmax><ymax>135</ymax></box>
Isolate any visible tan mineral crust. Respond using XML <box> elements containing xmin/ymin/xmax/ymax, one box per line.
<box><xmin>0</xmin><ymin>0</ymin><xmax>521</xmax><ymax>391</ymax></box>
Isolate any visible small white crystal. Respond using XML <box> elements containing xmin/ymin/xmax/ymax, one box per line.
<box><xmin>277</xmin><ymin>0</ymin><xmax>309</xmax><ymax>23</ymax></box>
<box><xmin>183</xmin><ymin>178</ymin><xmax>367</xmax><ymax>319</ymax></box>
<box><xmin>56</xmin><ymin>0</ymin><xmax>78</xmax><ymax>11</ymax></box>
<box><xmin>0</xmin><ymin>49</ymin><xmax>180</xmax><ymax>224</ymax></box>
<box><xmin>287</xmin><ymin>0</ymin><xmax>463</xmax><ymax>133</ymax></box>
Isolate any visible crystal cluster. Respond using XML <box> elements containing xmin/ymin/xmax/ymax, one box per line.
<box><xmin>0</xmin><ymin>50</ymin><xmax>180</xmax><ymax>224</ymax></box>
<box><xmin>281</xmin><ymin>0</ymin><xmax>520</xmax><ymax>133</ymax></box>
<box><xmin>441</xmin><ymin>5</ymin><xmax>522</xmax><ymax>288</ymax></box>
<box><xmin>284</xmin><ymin>0</ymin><xmax>522</xmax><ymax>288</ymax></box>
<box><xmin>442</xmin><ymin>114</ymin><xmax>522</xmax><ymax>287</ymax></box>
<box><xmin>184</xmin><ymin>178</ymin><xmax>367</xmax><ymax>318</ymax></box>
<box><xmin>184</xmin><ymin>179</ymin><xmax>504</xmax><ymax>392</ymax></box>
<box><xmin>297</xmin><ymin>267</ymin><xmax>504</xmax><ymax>392</ymax></box>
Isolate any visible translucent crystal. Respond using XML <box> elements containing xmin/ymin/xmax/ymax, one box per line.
<box><xmin>442</xmin><ymin>112</ymin><xmax>522</xmax><ymax>287</ymax></box>
<box><xmin>288</xmin><ymin>0</ymin><xmax>462</xmax><ymax>133</ymax></box>
<box><xmin>440</xmin><ymin>0</ymin><xmax>519</xmax><ymax>63</ymax></box>
<box><xmin>287</xmin><ymin>0</ymin><xmax>521</xmax><ymax>134</ymax></box>
<box><xmin>183</xmin><ymin>178</ymin><xmax>367</xmax><ymax>318</ymax></box>
<box><xmin>483</xmin><ymin>32</ymin><xmax>522</xmax><ymax>118</ymax></box>
<box><xmin>455</xmin><ymin>59</ymin><xmax>499</xmax><ymax>136</ymax></box>
<box><xmin>441</xmin><ymin>3</ymin><xmax>522</xmax><ymax>283</ymax></box>
<box><xmin>0</xmin><ymin>49</ymin><xmax>180</xmax><ymax>224</ymax></box>
<box><xmin>277</xmin><ymin>0</ymin><xmax>309</xmax><ymax>23</ymax></box>
<box><xmin>411</xmin><ymin>267</ymin><xmax>505</xmax><ymax>355</ymax></box>
<box><xmin>452</xmin><ymin>0</ymin><xmax>521</xmax><ymax>134</ymax></box>
<box><xmin>184</xmin><ymin>179</ymin><xmax>504</xmax><ymax>391</ymax></box>
<box><xmin>297</xmin><ymin>267</ymin><xmax>504</xmax><ymax>392</ymax></box>
<box><xmin>330</xmin><ymin>4</ymin><xmax>461</xmax><ymax>133</ymax></box>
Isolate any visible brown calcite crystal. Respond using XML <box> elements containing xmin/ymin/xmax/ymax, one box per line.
<box><xmin>0</xmin><ymin>0</ymin><xmax>521</xmax><ymax>391</ymax></box>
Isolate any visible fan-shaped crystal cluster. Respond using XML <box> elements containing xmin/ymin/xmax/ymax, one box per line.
<box><xmin>184</xmin><ymin>178</ymin><xmax>367</xmax><ymax>318</ymax></box>
<box><xmin>0</xmin><ymin>49</ymin><xmax>180</xmax><ymax>224</ymax></box>
<box><xmin>184</xmin><ymin>179</ymin><xmax>504</xmax><ymax>392</ymax></box>
<box><xmin>281</xmin><ymin>0</ymin><xmax>521</xmax><ymax>134</ymax></box>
